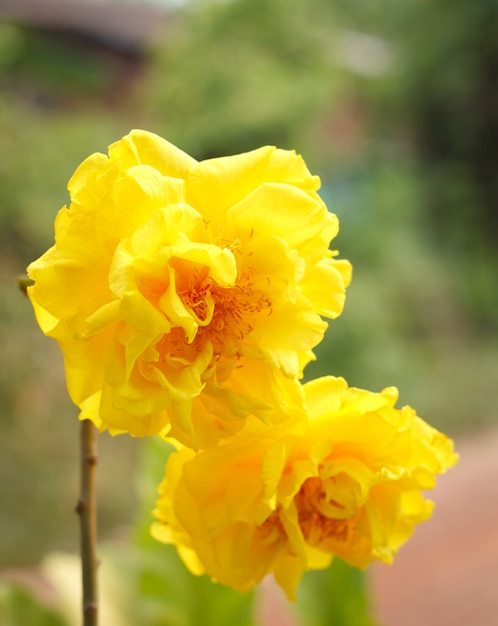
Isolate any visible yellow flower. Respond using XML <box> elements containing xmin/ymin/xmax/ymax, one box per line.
<box><xmin>152</xmin><ymin>376</ymin><xmax>457</xmax><ymax>600</ymax></box>
<box><xmin>27</xmin><ymin>130</ymin><xmax>351</xmax><ymax>445</ymax></box>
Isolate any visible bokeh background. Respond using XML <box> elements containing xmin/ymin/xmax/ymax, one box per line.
<box><xmin>1</xmin><ymin>0</ymin><xmax>497</xmax><ymax>624</ymax></box>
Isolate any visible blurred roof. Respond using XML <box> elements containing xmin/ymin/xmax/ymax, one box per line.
<box><xmin>0</xmin><ymin>0</ymin><xmax>170</xmax><ymax>52</ymax></box>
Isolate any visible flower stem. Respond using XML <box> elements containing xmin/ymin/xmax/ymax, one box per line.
<box><xmin>76</xmin><ymin>419</ymin><xmax>99</xmax><ymax>626</ymax></box>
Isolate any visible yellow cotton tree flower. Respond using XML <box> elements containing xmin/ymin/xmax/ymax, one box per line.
<box><xmin>27</xmin><ymin>130</ymin><xmax>351</xmax><ymax>446</ymax></box>
<box><xmin>151</xmin><ymin>376</ymin><xmax>457</xmax><ymax>600</ymax></box>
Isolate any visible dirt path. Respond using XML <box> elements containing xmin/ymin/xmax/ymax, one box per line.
<box><xmin>370</xmin><ymin>428</ymin><xmax>498</xmax><ymax>626</ymax></box>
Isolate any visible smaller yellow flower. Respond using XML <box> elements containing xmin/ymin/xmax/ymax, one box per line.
<box><xmin>152</xmin><ymin>376</ymin><xmax>457</xmax><ymax>600</ymax></box>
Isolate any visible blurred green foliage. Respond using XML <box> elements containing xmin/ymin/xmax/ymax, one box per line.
<box><xmin>0</xmin><ymin>581</ymin><xmax>68</xmax><ymax>626</ymax></box>
<box><xmin>384</xmin><ymin>0</ymin><xmax>498</xmax><ymax>251</ymax></box>
<box><xmin>146</xmin><ymin>0</ymin><xmax>337</xmax><ymax>158</ymax></box>
<box><xmin>0</xmin><ymin>0</ymin><xmax>497</xmax><ymax>623</ymax></box>
<box><xmin>297</xmin><ymin>559</ymin><xmax>376</xmax><ymax>626</ymax></box>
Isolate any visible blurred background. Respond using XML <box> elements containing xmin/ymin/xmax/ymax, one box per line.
<box><xmin>1</xmin><ymin>0</ymin><xmax>497</xmax><ymax>624</ymax></box>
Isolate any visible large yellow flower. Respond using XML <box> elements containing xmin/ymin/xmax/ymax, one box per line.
<box><xmin>152</xmin><ymin>376</ymin><xmax>457</xmax><ymax>600</ymax></box>
<box><xmin>27</xmin><ymin>130</ymin><xmax>351</xmax><ymax>445</ymax></box>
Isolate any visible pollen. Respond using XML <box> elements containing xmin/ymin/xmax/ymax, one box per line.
<box><xmin>179</xmin><ymin>267</ymin><xmax>272</xmax><ymax>358</ymax></box>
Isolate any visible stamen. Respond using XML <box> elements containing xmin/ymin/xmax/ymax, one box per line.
<box><xmin>178</xmin><ymin>267</ymin><xmax>273</xmax><ymax>357</ymax></box>
<box><xmin>296</xmin><ymin>478</ymin><xmax>352</xmax><ymax>546</ymax></box>
<box><xmin>145</xmin><ymin>262</ymin><xmax>274</xmax><ymax>376</ymax></box>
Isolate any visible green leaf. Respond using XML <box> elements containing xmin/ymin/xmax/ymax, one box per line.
<box><xmin>296</xmin><ymin>560</ymin><xmax>378</xmax><ymax>626</ymax></box>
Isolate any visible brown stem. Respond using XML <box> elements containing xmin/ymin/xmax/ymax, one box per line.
<box><xmin>76</xmin><ymin>419</ymin><xmax>99</xmax><ymax>626</ymax></box>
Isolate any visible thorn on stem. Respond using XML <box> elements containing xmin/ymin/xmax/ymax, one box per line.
<box><xmin>84</xmin><ymin>603</ymin><xmax>98</xmax><ymax>617</ymax></box>
<box><xmin>87</xmin><ymin>454</ymin><xmax>98</xmax><ymax>466</ymax></box>
<box><xmin>18</xmin><ymin>276</ymin><xmax>35</xmax><ymax>295</ymax></box>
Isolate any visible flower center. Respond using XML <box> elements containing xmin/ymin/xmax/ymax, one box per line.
<box><xmin>296</xmin><ymin>477</ymin><xmax>352</xmax><ymax>547</ymax></box>
<box><xmin>179</xmin><ymin>267</ymin><xmax>272</xmax><ymax>358</ymax></box>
